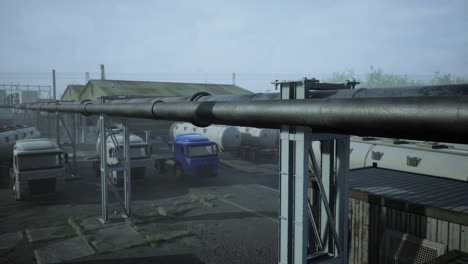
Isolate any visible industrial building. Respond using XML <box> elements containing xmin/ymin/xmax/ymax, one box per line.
<box><xmin>348</xmin><ymin>168</ymin><xmax>468</xmax><ymax>263</ymax></box>
<box><xmin>56</xmin><ymin>80</ymin><xmax>252</xmax><ymax>137</ymax></box>
<box><xmin>77</xmin><ymin>79</ymin><xmax>251</xmax><ymax>101</ymax></box>
<box><xmin>61</xmin><ymin>85</ymin><xmax>85</xmax><ymax>101</ymax></box>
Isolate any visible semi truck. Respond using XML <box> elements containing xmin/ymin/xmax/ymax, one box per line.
<box><xmin>155</xmin><ymin>133</ymin><xmax>219</xmax><ymax>180</ymax></box>
<box><xmin>96</xmin><ymin>132</ymin><xmax>153</xmax><ymax>184</ymax></box>
<box><xmin>9</xmin><ymin>138</ymin><xmax>67</xmax><ymax>200</ymax></box>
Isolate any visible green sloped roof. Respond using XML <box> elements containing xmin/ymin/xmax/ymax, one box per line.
<box><xmin>80</xmin><ymin>80</ymin><xmax>251</xmax><ymax>99</ymax></box>
<box><xmin>61</xmin><ymin>85</ymin><xmax>85</xmax><ymax>100</ymax></box>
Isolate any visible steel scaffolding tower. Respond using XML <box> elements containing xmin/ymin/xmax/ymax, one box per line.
<box><xmin>278</xmin><ymin>79</ymin><xmax>349</xmax><ymax>263</ymax></box>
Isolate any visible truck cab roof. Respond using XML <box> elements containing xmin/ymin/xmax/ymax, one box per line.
<box><xmin>14</xmin><ymin>138</ymin><xmax>62</xmax><ymax>154</ymax></box>
<box><xmin>175</xmin><ymin>133</ymin><xmax>215</xmax><ymax>145</ymax></box>
<box><xmin>107</xmin><ymin>134</ymin><xmax>148</xmax><ymax>146</ymax></box>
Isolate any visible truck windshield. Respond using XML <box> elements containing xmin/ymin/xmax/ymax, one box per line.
<box><xmin>17</xmin><ymin>154</ymin><xmax>63</xmax><ymax>171</ymax></box>
<box><xmin>130</xmin><ymin>146</ymin><xmax>147</xmax><ymax>159</ymax></box>
<box><xmin>188</xmin><ymin>144</ymin><xmax>217</xmax><ymax>157</ymax></box>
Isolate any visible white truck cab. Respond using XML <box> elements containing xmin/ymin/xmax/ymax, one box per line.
<box><xmin>97</xmin><ymin>133</ymin><xmax>153</xmax><ymax>184</ymax></box>
<box><xmin>10</xmin><ymin>138</ymin><xmax>66</xmax><ymax>200</ymax></box>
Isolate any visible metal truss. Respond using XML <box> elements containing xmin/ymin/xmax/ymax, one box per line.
<box><xmin>98</xmin><ymin>97</ymin><xmax>132</xmax><ymax>223</ymax></box>
<box><xmin>278</xmin><ymin>79</ymin><xmax>350</xmax><ymax>264</ymax></box>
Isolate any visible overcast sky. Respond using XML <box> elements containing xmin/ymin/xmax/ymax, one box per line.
<box><xmin>0</xmin><ymin>0</ymin><xmax>467</xmax><ymax>95</ymax></box>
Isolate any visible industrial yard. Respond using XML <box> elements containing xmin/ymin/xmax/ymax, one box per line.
<box><xmin>2</xmin><ymin>79</ymin><xmax>468</xmax><ymax>264</ymax></box>
<box><xmin>0</xmin><ymin>150</ymin><xmax>280</xmax><ymax>264</ymax></box>
<box><xmin>2</xmin><ymin>2</ymin><xmax>468</xmax><ymax>263</ymax></box>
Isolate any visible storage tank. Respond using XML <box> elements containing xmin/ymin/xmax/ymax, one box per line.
<box><xmin>238</xmin><ymin>127</ymin><xmax>279</xmax><ymax>149</ymax></box>
<box><xmin>169</xmin><ymin>122</ymin><xmax>241</xmax><ymax>151</ymax></box>
<box><xmin>349</xmin><ymin>137</ymin><xmax>468</xmax><ymax>182</ymax></box>
<box><xmin>0</xmin><ymin>126</ymin><xmax>40</xmax><ymax>161</ymax></box>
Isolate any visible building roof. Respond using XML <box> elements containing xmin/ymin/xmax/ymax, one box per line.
<box><xmin>15</xmin><ymin>138</ymin><xmax>61</xmax><ymax>152</ymax></box>
<box><xmin>79</xmin><ymin>80</ymin><xmax>252</xmax><ymax>101</ymax></box>
<box><xmin>427</xmin><ymin>250</ymin><xmax>468</xmax><ymax>264</ymax></box>
<box><xmin>61</xmin><ymin>85</ymin><xmax>85</xmax><ymax>100</ymax></box>
<box><xmin>349</xmin><ymin>167</ymin><xmax>468</xmax><ymax>215</ymax></box>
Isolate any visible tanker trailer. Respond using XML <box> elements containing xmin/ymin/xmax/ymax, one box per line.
<box><xmin>169</xmin><ymin>122</ymin><xmax>241</xmax><ymax>152</ymax></box>
<box><xmin>237</xmin><ymin>126</ymin><xmax>279</xmax><ymax>162</ymax></box>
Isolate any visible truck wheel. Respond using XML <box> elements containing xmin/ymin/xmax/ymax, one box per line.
<box><xmin>175</xmin><ymin>164</ymin><xmax>183</xmax><ymax>180</ymax></box>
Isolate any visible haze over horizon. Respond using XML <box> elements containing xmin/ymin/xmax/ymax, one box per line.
<box><xmin>1</xmin><ymin>0</ymin><xmax>467</xmax><ymax>94</ymax></box>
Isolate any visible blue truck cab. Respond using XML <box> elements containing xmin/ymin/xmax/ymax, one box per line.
<box><xmin>173</xmin><ymin>133</ymin><xmax>219</xmax><ymax>179</ymax></box>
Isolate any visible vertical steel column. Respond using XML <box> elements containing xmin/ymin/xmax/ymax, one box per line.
<box><xmin>35</xmin><ymin>110</ymin><xmax>39</xmax><ymax>129</ymax></box>
<box><xmin>145</xmin><ymin>131</ymin><xmax>150</xmax><ymax>146</ymax></box>
<box><xmin>72</xmin><ymin>113</ymin><xmax>77</xmax><ymax>176</ymax></box>
<box><xmin>122</xmin><ymin>119</ymin><xmax>132</xmax><ymax>217</ymax></box>
<box><xmin>56</xmin><ymin>101</ymin><xmax>60</xmax><ymax>146</ymax></box>
<box><xmin>99</xmin><ymin>112</ymin><xmax>109</xmax><ymax>223</ymax></box>
<box><xmin>278</xmin><ymin>79</ymin><xmax>310</xmax><ymax>264</ymax></box>
<box><xmin>294</xmin><ymin>125</ymin><xmax>311</xmax><ymax>263</ymax></box>
<box><xmin>335</xmin><ymin>138</ymin><xmax>349</xmax><ymax>260</ymax></box>
<box><xmin>81</xmin><ymin>115</ymin><xmax>86</xmax><ymax>143</ymax></box>
<box><xmin>320</xmin><ymin>140</ymin><xmax>334</xmax><ymax>252</ymax></box>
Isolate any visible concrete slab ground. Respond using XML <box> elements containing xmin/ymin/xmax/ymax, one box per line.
<box><xmin>90</xmin><ymin>223</ymin><xmax>145</xmax><ymax>252</ymax></box>
<box><xmin>80</xmin><ymin>216</ymin><xmax>122</xmax><ymax>231</ymax></box>
<box><xmin>26</xmin><ymin>225</ymin><xmax>73</xmax><ymax>243</ymax></box>
<box><xmin>34</xmin><ymin>236</ymin><xmax>94</xmax><ymax>264</ymax></box>
<box><xmin>0</xmin><ymin>231</ymin><xmax>23</xmax><ymax>250</ymax></box>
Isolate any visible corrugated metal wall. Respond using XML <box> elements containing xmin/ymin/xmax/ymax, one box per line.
<box><xmin>348</xmin><ymin>197</ymin><xmax>468</xmax><ymax>264</ymax></box>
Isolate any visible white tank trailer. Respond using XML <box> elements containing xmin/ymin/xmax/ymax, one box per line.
<box><xmin>236</xmin><ymin>126</ymin><xmax>279</xmax><ymax>162</ymax></box>
<box><xmin>0</xmin><ymin>126</ymin><xmax>41</xmax><ymax>185</ymax></box>
<box><xmin>238</xmin><ymin>126</ymin><xmax>279</xmax><ymax>149</ymax></box>
<box><xmin>310</xmin><ymin>137</ymin><xmax>468</xmax><ymax>182</ymax></box>
<box><xmin>0</xmin><ymin>126</ymin><xmax>41</xmax><ymax>161</ymax></box>
<box><xmin>169</xmin><ymin>123</ymin><xmax>279</xmax><ymax>162</ymax></box>
<box><xmin>169</xmin><ymin>122</ymin><xmax>241</xmax><ymax>151</ymax></box>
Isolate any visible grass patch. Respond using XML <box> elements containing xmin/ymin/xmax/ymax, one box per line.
<box><xmin>167</xmin><ymin>230</ymin><xmax>191</xmax><ymax>240</ymax></box>
<box><xmin>123</xmin><ymin>231</ymin><xmax>192</xmax><ymax>249</ymax></box>
<box><xmin>173</xmin><ymin>204</ymin><xmax>198</xmax><ymax>214</ymax></box>
<box><xmin>33</xmin><ymin>232</ymin><xmax>76</xmax><ymax>243</ymax></box>
<box><xmin>31</xmin><ymin>214</ymin><xmax>93</xmax><ymax>229</ymax></box>
<box><xmin>67</xmin><ymin>217</ymin><xmax>89</xmax><ymax>242</ymax></box>
<box><xmin>157</xmin><ymin>206</ymin><xmax>174</xmax><ymax>217</ymax></box>
<box><xmin>191</xmin><ymin>194</ymin><xmax>217</xmax><ymax>207</ymax></box>
<box><xmin>95</xmin><ymin>249</ymin><xmax>112</xmax><ymax>255</ymax></box>
<box><xmin>125</xmin><ymin>219</ymin><xmax>141</xmax><ymax>231</ymax></box>
<box><xmin>223</xmin><ymin>193</ymin><xmax>233</xmax><ymax>198</ymax></box>
<box><xmin>173</xmin><ymin>199</ymin><xmax>189</xmax><ymax>206</ymax></box>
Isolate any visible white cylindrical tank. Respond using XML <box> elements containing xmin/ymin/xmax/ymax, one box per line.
<box><xmin>349</xmin><ymin>137</ymin><xmax>468</xmax><ymax>182</ymax></box>
<box><xmin>0</xmin><ymin>126</ymin><xmax>40</xmax><ymax>160</ymax></box>
<box><xmin>238</xmin><ymin>127</ymin><xmax>279</xmax><ymax>149</ymax></box>
<box><xmin>169</xmin><ymin>122</ymin><xmax>241</xmax><ymax>151</ymax></box>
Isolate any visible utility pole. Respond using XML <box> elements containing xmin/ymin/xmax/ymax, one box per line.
<box><xmin>232</xmin><ymin>72</ymin><xmax>236</xmax><ymax>85</ymax></box>
<box><xmin>100</xmin><ymin>64</ymin><xmax>106</xmax><ymax>80</ymax></box>
<box><xmin>85</xmin><ymin>72</ymin><xmax>90</xmax><ymax>82</ymax></box>
<box><xmin>52</xmin><ymin>69</ymin><xmax>56</xmax><ymax>100</ymax></box>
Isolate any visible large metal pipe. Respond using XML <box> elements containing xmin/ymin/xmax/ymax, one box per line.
<box><xmin>16</xmin><ymin>95</ymin><xmax>468</xmax><ymax>144</ymax></box>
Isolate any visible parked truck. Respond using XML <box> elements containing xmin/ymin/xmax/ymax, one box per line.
<box><xmin>96</xmin><ymin>132</ymin><xmax>153</xmax><ymax>184</ymax></box>
<box><xmin>9</xmin><ymin>138</ymin><xmax>67</xmax><ymax>200</ymax></box>
<box><xmin>155</xmin><ymin>133</ymin><xmax>219</xmax><ymax>180</ymax></box>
